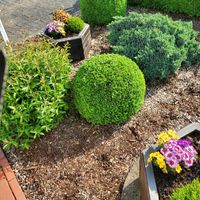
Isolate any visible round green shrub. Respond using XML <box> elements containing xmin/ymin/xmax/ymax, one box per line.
<box><xmin>73</xmin><ymin>54</ymin><xmax>146</xmax><ymax>125</ymax></box>
<box><xmin>80</xmin><ymin>0</ymin><xmax>127</xmax><ymax>25</ymax></box>
<box><xmin>66</xmin><ymin>17</ymin><xmax>84</xmax><ymax>33</ymax></box>
<box><xmin>108</xmin><ymin>12</ymin><xmax>200</xmax><ymax>80</ymax></box>
<box><xmin>170</xmin><ymin>179</ymin><xmax>200</xmax><ymax>200</ymax></box>
<box><xmin>0</xmin><ymin>40</ymin><xmax>71</xmax><ymax>149</ymax></box>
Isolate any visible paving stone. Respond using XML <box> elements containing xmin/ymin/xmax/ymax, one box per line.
<box><xmin>0</xmin><ymin>0</ymin><xmax>79</xmax><ymax>41</ymax></box>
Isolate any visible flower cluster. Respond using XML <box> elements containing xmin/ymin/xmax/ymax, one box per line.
<box><xmin>46</xmin><ymin>21</ymin><xmax>66</xmax><ymax>37</ymax></box>
<box><xmin>45</xmin><ymin>9</ymin><xmax>84</xmax><ymax>39</ymax></box>
<box><xmin>148</xmin><ymin>130</ymin><xmax>197</xmax><ymax>174</ymax></box>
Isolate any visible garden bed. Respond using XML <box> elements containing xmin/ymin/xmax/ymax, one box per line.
<box><xmin>4</xmin><ymin>7</ymin><xmax>200</xmax><ymax>200</ymax></box>
<box><xmin>155</xmin><ymin>130</ymin><xmax>200</xmax><ymax>200</ymax></box>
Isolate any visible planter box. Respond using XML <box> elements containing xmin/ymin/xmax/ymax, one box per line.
<box><xmin>139</xmin><ymin>123</ymin><xmax>200</xmax><ymax>200</ymax></box>
<box><xmin>43</xmin><ymin>23</ymin><xmax>91</xmax><ymax>61</ymax></box>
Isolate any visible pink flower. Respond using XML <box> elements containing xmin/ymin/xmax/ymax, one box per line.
<box><xmin>164</xmin><ymin>151</ymin><xmax>174</xmax><ymax>160</ymax></box>
<box><xmin>166</xmin><ymin>156</ymin><xmax>178</xmax><ymax>168</ymax></box>
<box><xmin>175</xmin><ymin>154</ymin><xmax>182</xmax><ymax>162</ymax></box>
<box><xmin>182</xmin><ymin>151</ymin><xmax>190</xmax><ymax>161</ymax></box>
<box><xmin>164</xmin><ymin>139</ymin><xmax>177</xmax><ymax>149</ymax></box>
<box><xmin>184</xmin><ymin>158</ymin><xmax>194</xmax><ymax>167</ymax></box>
<box><xmin>184</xmin><ymin>146</ymin><xmax>197</xmax><ymax>156</ymax></box>
<box><xmin>172</xmin><ymin>144</ymin><xmax>184</xmax><ymax>155</ymax></box>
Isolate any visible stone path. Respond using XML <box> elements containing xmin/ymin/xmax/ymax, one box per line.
<box><xmin>0</xmin><ymin>0</ymin><xmax>78</xmax><ymax>41</ymax></box>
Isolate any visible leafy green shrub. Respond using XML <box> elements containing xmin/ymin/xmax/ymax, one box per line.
<box><xmin>66</xmin><ymin>17</ymin><xmax>84</xmax><ymax>33</ymax></box>
<box><xmin>108</xmin><ymin>12</ymin><xmax>200</xmax><ymax>80</ymax></box>
<box><xmin>170</xmin><ymin>179</ymin><xmax>200</xmax><ymax>200</ymax></box>
<box><xmin>128</xmin><ymin>0</ymin><xmax>200</xmax><ymax>17</ymax></box>
<box><xmin>0</xmin><ymin>40</ymin><xmax>71</xmax><ymax>149</ymax></box>
<box><xmin>80</xmin><ymin>0</ymin><xmax>127</xmax><ymax>25</ymax></box>
<box><xmin>73</xmin><ymin>54</ymin><xmax>146</xmax><ymax>125</ymax></box>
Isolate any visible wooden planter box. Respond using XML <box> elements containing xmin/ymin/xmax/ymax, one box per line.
<box><xmin>139</xmin><ymin>123</ymin><xmax>200</xmax><ymax>200</ymax></box>
<box><xmin>43</xmin><ymin>23</ymin><xmax>91</xmax><ymax>61</ymax></box>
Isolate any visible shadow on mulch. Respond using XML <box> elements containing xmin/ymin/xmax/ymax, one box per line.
<box><xmin>12</xmin><ymin>108</ymin><xmax>121</xmax><ymax>165</ymax></box>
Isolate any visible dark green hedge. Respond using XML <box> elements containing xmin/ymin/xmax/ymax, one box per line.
<box><xmin>73</xmin><ymin>54</ymin><xmax>146</xmax><ymax>125</ymax></box>
<box><xmin>128</xmin><ymin>0</ymin><xmax>200</xmax><ymax>17</ymax></box>
<box><xmin>80</xmin><ymin>0</ymin><xmax>127</xmax><ymax>25</ymax></box>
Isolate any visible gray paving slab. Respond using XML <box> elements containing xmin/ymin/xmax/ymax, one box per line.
<box><xmin>0</xmin><ymin>0</ymin><xmax>79</xmax><ymax>41</ymax></box>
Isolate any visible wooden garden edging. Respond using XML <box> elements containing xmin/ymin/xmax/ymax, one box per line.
<box><xmin>0</xmin><ymin>148</ymin><xmax>26</xmax><ymax>200</ymax></box>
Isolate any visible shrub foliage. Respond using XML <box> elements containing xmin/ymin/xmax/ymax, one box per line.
<box><xmin>128</xmin><ymin>0</ymin><xmax>200</xmax><ymax>17</ymax></box>
<box><xmin>108</xmin><ymin>12</ymin><xmax>200</xmax><ymax>80</ymax></box>
<box><xmin>80</xmin><ymin>0</ymin><xmax>127</xmax><ymax>25</ymax></box>
<box><xmin>67</xmin><ymin>16</ymin><xmax>84</xmax><ymax>33</ymax></box>
<box><xmin>170</xmin><ymin>179</ymin><xmax>200</xmax><ymax>200</ymax></box>
<box><xmin>73</xmin><ymin>54</ymin><xmax>146</xmax><ymax>125</ymax></box>
<box><xmin>0</xmin><ymin>40</ymin><xmax>71</xmax><ymax>149</ymax></box>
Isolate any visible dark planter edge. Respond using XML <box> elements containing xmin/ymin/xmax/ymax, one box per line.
<box><xmin>40</xmin><ymin>23</ymin><xmax>91</xmax><ymax>61</ymax></box>
<box><xmin>140</xmin><ymin>123</ymin><xmax>200</xmax><ymax>200</ymax></box>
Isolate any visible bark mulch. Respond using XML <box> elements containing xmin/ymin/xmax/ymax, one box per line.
<box><xmin>5</xmin><ymin>7</ymin><xmax>200</xmax><ymax>200</ymax></box>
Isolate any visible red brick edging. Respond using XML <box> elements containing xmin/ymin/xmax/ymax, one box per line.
<box><xmin>0</xmin><ymin>148</ymin><xmax>26</xmax><ymax>200</ymax></box>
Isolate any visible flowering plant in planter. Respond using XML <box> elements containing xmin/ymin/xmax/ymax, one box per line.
<box><xmin>148</xmin><ymin>130</ymin><xmax>198</xmax><ymax>174</ymax></box>
<box><xmin>45</xmin><ymin>9</ymin><xmax>85</xmax><ymax>39</ymax></box>
<box><xmin>46</xmin><ymin>21</ymin><xmax>66</xmax><ymax>39</ymax></box>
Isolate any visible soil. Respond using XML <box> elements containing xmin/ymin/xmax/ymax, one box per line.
<box><xmin>154</xmin><ymin>131</ymin><xmax>200</xmax><ymax>200</ymax></box>
<box><xmin>5</xmin><ymin>6</ymin><xmax>200</xmax><ymax>200</ymax></box>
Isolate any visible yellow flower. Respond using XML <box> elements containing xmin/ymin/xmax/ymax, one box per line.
<box><xmin>175</xmin><ymin>164</ymin><xmax>182</xmax><ymax>173</ymax></box>
<box><xmin>157</xmin><ymin>159</ymin><xmax>165</xmax><ymax>168</ymax></box>
<box><xmin>157</xmin><ymin>132</ymin><xmax>170</xmax><ymax>145</ymax></box>
<box><xmin>167</xmin><ymin>129</ymin><xmax>180</xmax><ymax>139</ymax></box>
<box><xmin>162</xmin><ymin>166</ymin><xmax>168</xmax><ymax>174</ymax></box>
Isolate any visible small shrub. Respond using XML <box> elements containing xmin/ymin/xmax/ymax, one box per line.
<box><xmin>0</xmin><ymin>40</ymin><xmax>71</xmax><ymax>149</ymax></box>
<box><xmin>170</xmin><ymin>179</ymin><xmax>200</xmax><ymax>200</ymax></box>
<box><xmin>108</xmin><ymin>12</ymin><xmax>200</xmax><ymax>80</ymax></box>
<box><xmin>67</xmin><ymin>17</ymin><xmax>84</xmax><ymax>33</ymax></box>
<box><xmin>80</xmin><ymin>0</ymin><xmax>127</xmax><ymax>25</ymax></box>
<box><xmin>73</xmin><ymin>54</ymin><xmax>146</xmax><ymax>125</ymax></box>
<box><xmin>53</xmin><ymin>9</ymin><xmax>71</xmax><ymax>23</ymax></box>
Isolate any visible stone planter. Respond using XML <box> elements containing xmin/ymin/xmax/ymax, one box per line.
<box><xmin>139</xmin><ymin>123</ymin><xmax>200</xmax><ymax>200</ymax></box>
<box><xmin>43</xmin><ymin>23</ymin><xmax>91</xmax><ymax>61</ymax></box>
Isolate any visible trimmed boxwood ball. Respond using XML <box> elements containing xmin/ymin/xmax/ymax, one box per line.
<box><xmin>73</xmin><ymin>54</ymin><xmax>146</xmax><ymax>125</ymax></box>
<box><xmin>80</xmin><ymin>0</ymin><xmax>127</xmax><ymax>25</ymax></box>
<box><xmin>67</xmin><ymin>17</ymin><xmax>84</xmax><ymax>33</ymax></box>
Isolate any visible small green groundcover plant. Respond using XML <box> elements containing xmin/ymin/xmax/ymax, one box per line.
<box><xmin>0</xmin><ymin>40</ymin><xmax>71</xmax><ymax>149</ymax></box>
<box><xmin>80</xmin><ymin>0</ymin><xmax>127</xmax><ymax>25</ymax></box>
<box><xmin>73</xmin><ymin>54</ymin><xmax>146</xmax><ymax>125</ymax></box>
<box><xmin>46</xmin><ymin>9</ymin><xmax>84</xmax><ymax>39</ymax></box>
<box><xmin>170</xmin><ymin>179</ymin><xmax>200</xmax><ymax>200</ymax></box>
<box><xmin>128</xmin><ymin>0</ymin><xmax>200</xmax><ymax>17</ymax></box>
<box><xmin>108</xmin><ymin>12</ymin><xmax>200</xmax><ymax>81</ymax></box>
<box><xmin>67</xmin><ymin>16</ymin><xmax>85</xmax><ymax>33</ymax></box>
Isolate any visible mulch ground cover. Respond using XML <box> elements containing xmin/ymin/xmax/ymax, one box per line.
<box><xmin>155</xmin><ymin>131</ymin><xmax>200</xmax><ymax>200</ymax></box>
<box><xmin>4</xmin><ymin>6</ymin><xmax>200</xmax><ymax>200</ymax></box>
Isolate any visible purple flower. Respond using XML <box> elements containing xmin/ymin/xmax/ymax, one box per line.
<box><xmin>177</xmin><ymin>139</ymin><xmax>192</xmax><ymax>148</ymax></box>
<box><xmin>46</xmin><ymin>21</ymin><xmax>66</xmax><ymax>37</ymax></box>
